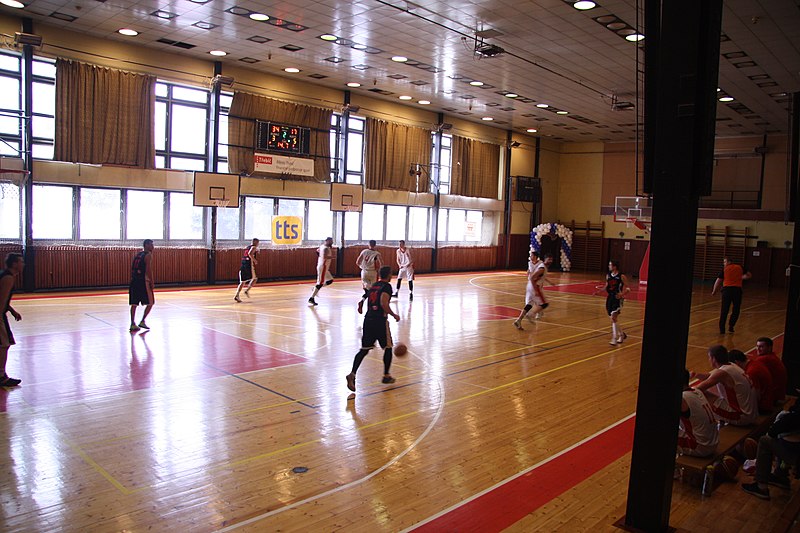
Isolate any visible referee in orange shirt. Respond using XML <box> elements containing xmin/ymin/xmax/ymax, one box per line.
<box><xmin>711</xmin><ymin>257</ymin><xmax>752</xmax><ymax>334</ymax></box>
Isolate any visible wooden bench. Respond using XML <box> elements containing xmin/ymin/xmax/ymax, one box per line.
<box><xmin>676</xmin><ymin>413</ymin><xmax>776</xmax><ymax>495</ymax></box>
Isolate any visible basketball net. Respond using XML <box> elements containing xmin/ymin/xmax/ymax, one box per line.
<box><xmin>212</xmin><ymin>198</ymin><xmax>231</xmax><ymax>209</ymax></box>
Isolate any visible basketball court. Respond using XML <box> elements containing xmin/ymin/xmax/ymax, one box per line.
<box><xmin>0</xmin><ymin>269</ymin><xmax>789</xmax><ymax>531</ymax></box>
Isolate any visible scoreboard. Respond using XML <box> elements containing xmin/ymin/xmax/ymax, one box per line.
<box><xmin>256</xmin><ymin>121</ymin><xmax>310</xmax><ymax>154</ymax></box>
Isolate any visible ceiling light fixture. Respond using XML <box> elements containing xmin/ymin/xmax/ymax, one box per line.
<box><xmin>118</xmin><ymin>28</ymin><xmax>138</xmax><ymax>36</ymax></box>
<box><xmin>1</xmin><ymin>0</ymin><xmax>25</xmax><ymax>8</ymax></box>
<box><xmin>209</xmin><ymin>50</ymin><xmax>227</xmax><ymax>56</ymax></box>
<box><xmin>284</xmin><ymin>67</ymin><xmax>300</xmax><ymax>73</ymax></box>
<box><xmin>470</xmin><ymin>81</ymin><xmax>484</xmax><ymax>86</ymax></box>
<box><xmin>526</xmin><ymin>128</ymin><xmax>538</xmax><ymax>133</ymax></box>
<box><xmin>573</xmin><ymin>1</ymin><xmax>597</xmax><ymax>10</ymax></box>
<box><xmin>346</xmin><ymin>82</ymin><xmax>361</xmax><ymax>88</ymax></box>
<box><xmin>352</xmin><ymin>44</ymin><xmax>367</xmax><ymax>50</ymax></box>
<box><xmin>418</xmin><ymin>100</ymin><xmax>430</xmax><ymax>105</ymax></box>
<box><xmin>399</xmin><ymin>95</ymin><xmax>413</xmax><ymax>100</ymax></box>
<box><xmin>719</xmin><ymin>96</ymin><xmax>734</xmax><ymax>102</ymax></box>
<box><xmin>482</xmin><ymin>116</ymin><xmax>493</xmax><ymax>121</ymax></box>
<box><xmin>391</xmin><ymin>56</ymin><xmax>408</xmax><ymax>62</ymax></box>
<box><xmin>536</xmin><ymin>103</ymin><xmax>549</xmax><ymax>108</ymax></box>
<box><xmin>249</xmin><ymin>13</ymin><xmax>269</xmax><ymax>21</ymax></box>
<box><xmin>505</xmin><ymin>93</ymin><xmax>518</xmax><ymax>98</ymax></box>
<box><xmin>320</xmin><ymin>34</ymin><xmax>338</xmax><ymax>41</ymax></box>
<box><xmin>556</xmin><ymin>110</ymin><xmax>569</xmax><ymax>115</ymax></box>
<box><xmin>626</xmin><ymin>33</ymin><xmax>645</xmax><ymax>42</ymax></box>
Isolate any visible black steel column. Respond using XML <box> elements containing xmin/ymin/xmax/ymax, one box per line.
<box><xmin>20</xmin><ymin>18</ymin><xmax>35</xmax><ymax>291</ymax></box>
<box><xmin>503</xmin><ymin>131</ymin><xmax>513</xmax><ymax>269</ymax></box>
<box><xmin>206</xmin><ymin>61</ymin><xmax>223</xmax><ymax>284</ymax></box>
<box><xmin>531</xmin><ymin>137</ymin><xmax>541</xmax><ymax>230</ymax></box>
<box><xmin>430</xmin><ymin>113</ymin><xmax>444</xmax><ymax>272</ymax></box>
<box><xmin>336</xmin><ymin>92</ymin><xmax>352</xmax><ymax>277</ymax></box>
<box><xmin>784</xmin><ymin>91</ymin><xmax>800</xmax><ymax>392</ymax></box>
<box><xmin>625</xmin><ymin>0</ymin><xmax>723</xmax><ymax>530</ymax></box>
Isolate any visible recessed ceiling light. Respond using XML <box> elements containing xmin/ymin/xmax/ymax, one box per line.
<box><xmin>209</xmin><ymin>50</ymin><xmax>227</xmax><ymax>56</ymax></box>
<box><xmin>320</xmin><ymin>34</ymin><xmax>338</xmax><ymax>41</ymax></box>
<box><xmin>118</xmin><ymin>28</ymin><xmax>138</xmax><ymax>36</ymax></box>
<box><xmin>626</xmin><ymin>33</ymin><xmax>645</xmax><ymax>42</ymax></box>
<box><xmin>284</xmin><ymin>67</ymin><xmax>300</xmax><ymax>73</ymax></box>
<box><xmin>391</xmin><ymin>56</ymin><xmax>408</xmax><ymax>62</ymax></box>
<box><xmin>418</xmin><ymin>100</ymin><xmax>431</xmax><ymax>105</ymax></box>
<box><xmin>399</xmin><ymin>95</ymin><xmax>413</xmax><ymax>100</ymax></box>
<box><xmin>1</xmin><ymin>0</ymin><xmax>25</xmax><ymax>8</ymax></box>
<box><xmin>352</xmin><ymin>44</ymin><xmax>367</xmax><ymax>50</ymax></box>
<box><xmin>470</xmin><ymin>81</ymin><xmax>484</xmax><ymax>86</ymax></box>
<box><xmin>526</xmin><ymin>128</ymin><xmax>537</xmax><ymax>133</ymax></box>
<box><xmin>536</xmin><ymin>103</ymin><xmax>549</xmax><ymax>108</ymax></box>
<box><xmin>573</xmin><ymin>1</ymin><xmax>597</xmax><ymax>10</ymax></box>
<box><xmin>556</xmin><ymin>110</ymin><xmax>569</xmax><ymax>115</ymax></box>
<box><xmin>505</xmin><ymin>93</ymin><xmax>518</xmax><ymax>98</ymax></box>
<box><xmin>717</xmin><ymin>88</ymin><xmax>721</xmax><ymax>92</ymax></box>
<box><xmin>346</xmin><ymin>82</ymin><xmax>361</xmax><ymax>88</ymax></box>
<box><xmin>249</xmin><ymin>13</ymin><xmax>269</xmax><ymax>21</ymax></box>
<box><xmin>719</xmin><ymin>96</ymin><xmax>734</xmax><ymax>102</ymax></box>
<box><xmin>482</xmin><ymin>116</ymin><xmax>493</xmax><ymax>121</ymax></box>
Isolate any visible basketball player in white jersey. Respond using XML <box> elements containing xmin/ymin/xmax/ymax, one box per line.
<box><xmin>693</xmin><ymin>344</ymin><xmax>758</xmax><ymax>426</ymax></box>
<box><xmin>678</xmin><ymin>369</ymin><xmax>719</xmax><ymax>457</ymax></box>
<box><xmin>356</xmin><ymin>240</ymin><xmax>382</xmax><ymax>313</ymax></box>
<box><xmin>395</xmin><ymin>240</ymin><xmax>414</xmax><ymax>300</ymax></box>
<box><xmin>513</xmin><ymin>253</ymin><xmax>552</xmax><ymax>329</ymax></box>
<box><xmin>308</xmin><ymin>237</ymin><xmax>334</xmax><ymax>306</ymax></box>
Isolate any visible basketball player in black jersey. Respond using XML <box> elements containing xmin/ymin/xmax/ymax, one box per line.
<box><xmin>595</xmin><ymin>260</ymin><xmax>630</xmax><ymax>345</ymax></box>
<box><xmin>0</xmin><ymin>253</ymin><xmax>24</xmax><ymax>387</ymax></box>
<box><xmin>234</xmin><ymin>238</ymin><xmax>259</xmax><ymax>302</ymax></box>
<box><xmin>346</xmin><ymin>266</ymin><xmax>400</xmax><ymax>392</ymax></box>
<box><xmin>129</xmin><ymin>239</ymin><xmax>155</xmax><ymax>331</ymax></box>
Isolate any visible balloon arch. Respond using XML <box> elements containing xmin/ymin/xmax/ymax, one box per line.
<box><xmin>530</xmin><ymin>223</ymin><xmax>573</xmax><ymax>272</ymax></box>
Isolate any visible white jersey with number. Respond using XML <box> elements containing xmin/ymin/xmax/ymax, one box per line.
<box><xmin>711</xmin><ymin>364</ymin><xmax>758</xmax><ymax>426</ymax></box>
<box><xmin>357</xmin><ymin>249</ymin><xmax>381</xmax><ymax>272</ymax></box>
<box><xmin>317</xmin><ymin>244</ymin><xmax>331</xmax><ymax>269</ymax></box>
<box><xmin>397</xmin><ymin>248</ymin><xmax>414</xmax><ymax>281</ymax></box>
<box><xmin>525</xmin><ymin>261</ymin><xmax>546</xmax><ymax>306</ymax></box>
<box><xmin>678</xmin><ymin>388</ymin><xmax>719</xmax><ymax>457</ymax></box>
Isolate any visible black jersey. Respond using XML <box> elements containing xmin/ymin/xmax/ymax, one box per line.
<box><xmin>365</xmin><ymin>281</ymin><xmax>393</xmax><ymax>319</ymax></box>
<box><xmin>0</xmin><ymin>269</ymin><xmax>13</xmax><ymax>312</ymax></box>
<box><xmin>241</xmin><ymin>245</ymin><xmax>256</xmax><ymax>265</ymax></box>
<box><xmin>131</xmin><ymin>251</ymin><xmax>149</xmax><ymax>282</ymax></box>
<box><xmin>606</xmin><ymin>271</ymin><xmax>623</xmax><ymax>295</ymax></box>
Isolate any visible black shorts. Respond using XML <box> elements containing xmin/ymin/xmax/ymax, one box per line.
<box><xmin>240</xmin><ymin>262</ymin><xmax>253</xmax><ymax>282</ymax></box>
<box><xmin>606</xmin><ymin>294</ymin><xmax>622</xmax><ymax>316</ymax></box>
<box><xmin>129</xmin><ymin>280</ymin><xmax>150</xmax><ymax>306</ymax></box>
<box><xmin>0</xmin><ymin>313</ymin><xmax>14</xmax><ymax>347</ymax></box>
<box><xmin>360</xmin><ymin>317</ymin><xmax>393</xmax><ymax>350</ymax></box>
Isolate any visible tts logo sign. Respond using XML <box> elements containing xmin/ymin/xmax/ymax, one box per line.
<box><xmin>271</xmin><ymin>216</ymin><xmax>302</xmax><ymax>245</ymax></box>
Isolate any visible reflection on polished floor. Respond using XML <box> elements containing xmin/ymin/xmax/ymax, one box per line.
<box><xmin>0</xmin><ymin>271</ymin><xmax>790</xmax><ymax>532</ymax></box>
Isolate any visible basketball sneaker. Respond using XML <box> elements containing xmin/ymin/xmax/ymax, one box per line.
<box><xmin>234</xmin><ymin>296</ymin><xmax>242</xmax><ymax>303</ymax></box>
<box><xmin>617</xmin><ymin>332</ymin><xmax>627</xmax><ymax>344</ymax></box>
<box><xmin>308</xmin><ymin>297</ymin><xmax>318</xmax><ymax>306</ymax></box>
<box><xmin>609</xmin><ymin>339</ymin><xmax>618</xmax><ymax>346</ymax></box>
<box><xmin>346</xmin><ymin>373</ymin><xmax>356</xmax><ymax>392</ymax></box>
<box><xmin>0</xmin><ymin>374</ymin><xmax>21</xmax><ymax>387</ymax></box>
<box><xmin>244</xmin><ymin>289</ymin><xmax>250</xmax><ymax>298</ymax></box>
<box><xmin>129</xmin><ymin>323</ymin><xmax>140</xmax><ymax>332</ymax></box>
<box><xmin>513</xmin><ymin>320</ymin><xmax>523</xmax><ymax>330</ymax></box>
<box><xmin>742</xmin><ymin>482</ymin><xmax>770</xmax><ymax>500</ymax></box>
<box><xmin>382</xmin><ymin>376</ymin><xmax>396</xmax><ymax>384</ymax></box>
<box><xmin>138</xmin><ymin>321</ymin><xmax>150</xmax><ymax>330</ymax></box>
<box><xmin>409</xmin><ymin>293</ymin><xmax>413</xmax><ymax>301</ymax></box>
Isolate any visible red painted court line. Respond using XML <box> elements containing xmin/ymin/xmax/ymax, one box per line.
<box><xmin>412</xmin><ymin>416</ymin><xmax>636</xmax><ymax>532</ymax></box>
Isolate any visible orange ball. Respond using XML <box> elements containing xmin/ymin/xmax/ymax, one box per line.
<box><xmin>394</xmin><ymin>342</ymin><xmax>407</xmax><ymax>356</ymax></box>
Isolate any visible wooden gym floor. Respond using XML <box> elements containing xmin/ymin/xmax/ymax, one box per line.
<box><xmin>0</xmin><ymin>270</ymin><xmax>792</xmax><ymax>532</ymax></box>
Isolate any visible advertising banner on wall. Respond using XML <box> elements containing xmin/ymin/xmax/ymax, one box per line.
<box><xmin>254</xmin><ymin>153</ymin><xmax>314</xmax><ymax>177</ymax></box>
<box><xmin>271</xmin><ymin>216</ymin><xmax>303</xmax><ymax>245</ymax></box>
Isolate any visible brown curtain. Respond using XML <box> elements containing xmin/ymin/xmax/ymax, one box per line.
<box><xmin>364</xmin><ymin>118</ymin><xmax>432</xmax><ymax>191</ymax></box>
<box><xmin>228</xmin><ymin>92</ymin><xmax>332</xmax><ymax>182</ymax></box>
<box><xmin>449</xmin><ymin>135</ymin><xmax>501</xmax><ymax>198</ymax></box>
<box><xmin>55</xmin><ymin>59</ymin><xmax>155</xmax><ymax>168</ymax></box>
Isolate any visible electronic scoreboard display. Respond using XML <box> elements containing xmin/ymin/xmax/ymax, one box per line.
<box><xmin>256</xmin><ymin>121</ymin><xmax>310</xmax><ymax>154</ymax></box>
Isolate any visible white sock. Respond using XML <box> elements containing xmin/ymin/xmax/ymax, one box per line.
<box><xmin>612</xmin><ymin>323</ymin><xmax>618</xmax><ymax>339</ymax></box>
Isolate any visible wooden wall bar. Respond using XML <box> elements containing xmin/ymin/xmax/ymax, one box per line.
<box><xmin>437</xmin><ymin>246</ymin><xmax>497</xmax><ymax>271</ymax></box>
<box><xmin>215</xmin><ymin>247</ymin><xmax>336</xmax><ymax>282</ymax></box>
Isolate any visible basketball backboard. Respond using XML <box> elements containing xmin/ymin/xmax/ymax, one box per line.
<box><xmin>614</xmin><ymin>196</ymin><xmax>652</xmax><ymax>227</ymax></box>
<box><xmin>330</xmin><ymin>182</ymin><xmax>363</xmax><ymax>212</ymax></box>
<box><xmin>193</xmin><ymin>172</ymin><xmax>241</xmax><ymax>207</ymax></box>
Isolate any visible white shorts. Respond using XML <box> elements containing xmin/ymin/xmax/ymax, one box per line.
<box><xmin>361</xmin><ymin>270</ymin><xmax>377</xmax><ymax>290</ymax></box>
<box><xmin>398</xmin><ymin>266</ymin><xmax>414</xmax><ymax>281</ymax></box>
<box><xmin>709</xmin><ymin>394</ymin><xmax>756</xmax><ymax>426</ymax></box>
<box><xmin>525</xmin><ymin>283</ymin><xmax>545</xmax><ymax>307</ymax></box>
<box><xmin>317</xmin><ymin>264</ymin><xmax>333</xmax><ymax>285</ymax></box>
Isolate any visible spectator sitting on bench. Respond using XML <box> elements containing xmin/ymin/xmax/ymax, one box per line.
<box><xmin>730</xmin><ymin>348</ymin><xmax>774</xmax><ymax>414</ymax></box>
<box><xmin>753</xmin><ymin>337</ymin><xmax>787</xmax><ymax>407</ymax></box>
<box><xmin>692</xmin><ymin>344</ymin><xmax>758</xmax><ymax>426</ymax></box>
<box><xmin>678</xmin><ymin>369</ymin><xmax>719</xmax><ymax>457</ymax></box>
<box><xmin>742</xmin><ymin>401</ymin><xmax>800</xmax><ymax>500</ymax></box>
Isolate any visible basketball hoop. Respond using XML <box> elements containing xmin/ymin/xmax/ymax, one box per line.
<box><xmin>212</xmin><ymin>198</ymin><xmax>231</xmax><ymax>209</ymax></box>
<box><xmin>344</xmin><ymin>204</ymin><xmax>360</xmax><ymax>212</ymax></box>
<box><xmin>0</xmin><ymin>168</ymin><xmax>29</xmax><ymax>185</ymax></box>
